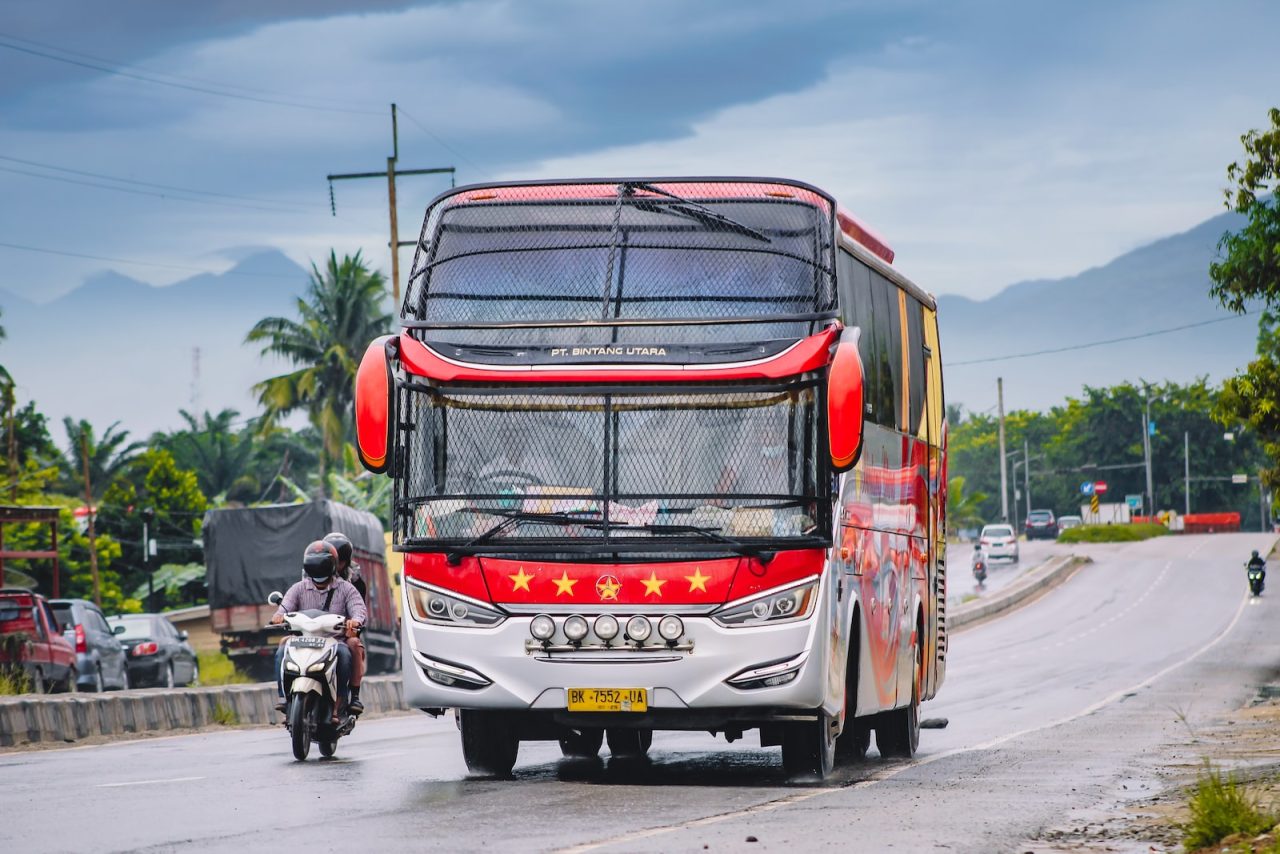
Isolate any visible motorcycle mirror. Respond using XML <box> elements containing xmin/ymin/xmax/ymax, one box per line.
<box><xmin>267</xmin><ymin>591</ymin><xmax>284</xmax><ymax>606</ymax></box>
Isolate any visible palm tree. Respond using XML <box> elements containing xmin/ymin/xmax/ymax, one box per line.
<box><xmin>245</xmin><ymin>251</ymin><xmax>392</xmax><ymax>485</ymax></box>
<box><xmin>158</xmin><ymin>409</ymin><xmax>258</xmax><ymax>501</ymax></box>
<box><xmin>60</xmin><ymin>418</ymin><xmax>143</xmax><ymax>499</ymax></box>
<box><xmin>948</xmin><ymin>475</ymin><xmax>988</xmax><ymax>533</ymax></box>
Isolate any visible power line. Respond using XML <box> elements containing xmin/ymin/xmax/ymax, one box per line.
<box><xmin>396</xmin><ymin>106</ymin><xmax>486</xmax><ymax>177</ymax></box>
<box><xmin>0</xmin><ymin>37</ymin><xmax>382</xmax><ymax>117</ymax></box>
<box><xmin>0</xmin><ymin>163</ymin><xmax>309</xmax><ymax>213</ymax></box>
<box><xmin>949</xmin><ymin>311</ymin><xmax>1262</xmax><ymax>366</ymax></box>
<box><xmin>0</xmin><ymin>240</ymin><xmax>305</xmax><ymax>280</ymax></box>
<box><xmin>0</xmin><ymin>153</ymin><xmax>312</xmax><ymax>210</ymax></box>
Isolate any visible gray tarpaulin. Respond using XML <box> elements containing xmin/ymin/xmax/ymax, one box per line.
<box><xmin>204</xmin><ymin>501</ymin><xmax>384</xmax><ymax>610</ymax></box>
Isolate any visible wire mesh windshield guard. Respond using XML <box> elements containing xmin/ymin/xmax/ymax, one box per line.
<box><xmin>400</xmin><ymin>178</ymin><xmax>837</xmax><ymax>343</ymax></box>
<box><xmin>391</xmin><ymin>376</ymin><xmax>832</xmax><ymax>555</ymax></box>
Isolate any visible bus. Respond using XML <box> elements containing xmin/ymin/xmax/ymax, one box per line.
<box><xmin>354</xmin><ymin>178</ymin><xmax>947</xmax><ymax>779</ymax></box>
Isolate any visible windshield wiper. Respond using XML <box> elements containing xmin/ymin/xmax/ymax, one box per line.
<box><xmin>624</xmin><ymin>182</ymin><xmax>772</xmax><ymax>244</ymax></box>
<box><xmin>446</xmin><ymin>509</ymin><xmax>602</xmax><ymax>564</ymax></box>
<box><xmin>626</xmin><ymin>523</ymin><xmax>776</xmax><ymax>563</ymax></box>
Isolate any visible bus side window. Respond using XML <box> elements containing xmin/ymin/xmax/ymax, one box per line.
<box><xmin>837</xmin><ymin>250</ymin><xmax>878</xmax><ymax>423</ymax></box>
<box><xmin>906</xmin><ymin>298</ymin><xmax>925</xmax><ymax>436</ymax></box>
<box><xmin>870</xmin><ymin>273</ymin><xmax>900</xmax><ymax>429</ymax></box>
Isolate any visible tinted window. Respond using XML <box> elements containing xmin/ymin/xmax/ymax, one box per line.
<box><xmin>50</xmin><ymin>603</ymin><xmax>75</xmax><ymax>627</ymax></box>
<box><xmin>836</xmin><ymin>251</ymin><xmax>878</xmax><ymax>423</ymax></box>
<box><xmin>982</xmin><ymin>525</ymin><xmax>1014</xmax><ymax>537</ymax></box>
<box><xmin>1029</xmin><ymin>511</ymin><xmax>1053</xmax><ymax>522</ymax></box>
<box><xmin>905</xmin><ymin>298</ymin><xmax>925</xmax><ymax>434</ymax></box>
<box><xmin>869</xmin><ymin>274</ymin><xmax>899</xmax><ymax>428</ymax></box>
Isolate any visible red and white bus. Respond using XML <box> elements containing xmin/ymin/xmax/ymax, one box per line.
<box><xmin>354</xmin><ymin>178</ymin><xmax>947</xmax><ymax>779</ymax></box>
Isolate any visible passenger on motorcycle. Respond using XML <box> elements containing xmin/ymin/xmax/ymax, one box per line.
<box><xmin>322</xmin><ymin>531</ymin><xmax>367</xmax><ymax>714</ymax></box>
<box><xmin>271</xmin><ymin>541</ymin><xmax>367</xmax><ymax>715</ymax></box>
<box><xmin>1248</xmin><ymin>550</ymin><xmax>1267</xmax><ymax>584</ymax></box>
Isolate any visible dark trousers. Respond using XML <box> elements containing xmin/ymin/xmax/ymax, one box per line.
<box><xmin>276</xmin><ymin>639</ymin><xmax>352</xmax><ymax>708</ymax></box>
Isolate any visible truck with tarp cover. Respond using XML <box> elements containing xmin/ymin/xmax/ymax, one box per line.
<box><xmin>203</xmin><ymin>501</ymin><xmax>399</xmax><ymax>680</ymax></box>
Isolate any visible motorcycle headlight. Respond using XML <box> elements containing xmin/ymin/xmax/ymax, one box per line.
<box><xmin>712</xmin><ymin>577</ymin><xmax>820</xmax><ymax>628</ymax></box>
<box><xmin>406</xmin><ymin>581</ymin><xmax>505</xmax><ymax>627</ymax></box>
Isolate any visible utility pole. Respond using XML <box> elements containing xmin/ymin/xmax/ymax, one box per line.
<box><xmin>997</xmin><ymin>377</ymin><xmax>1008</xmax><ymax>523</ymax></box>
<box><xmin>79</xmin><ymin>432</ymin><xmax>102</xmax><ymax>607</ymax></box>
<box><xmin>1024</xmin><ymin>437</ymin><xmax>1032</xmax><ymax>518</ymax></box>
<box><xmin>1142</xmin><ymin>387</ymin><xmax>1156</xmax><ymax>520</ymax></box>
<box><xmin>6</xmin><ymin>394</ymin><xmax>15</xmax><ymax>502</ymax></box>
<box><xmin>327</xmin><ymin>103</ymin><xmax>456</xmax><ymax>309</ymax></box>
<box><xmin>1184</xmin><ymin>431</ymin><xmax>1191</xmax><ymax>516</ymax></box>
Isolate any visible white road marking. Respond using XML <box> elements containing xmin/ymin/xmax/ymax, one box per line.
<box><xmin>556</xmin><ymin>587</ymin><xmax>1253</xmax><ymax>854</ymax></box>
<box><xmin>97</xmin><ymin>776</ymin><xmax>206</xmax><ymax>788</ymax></box>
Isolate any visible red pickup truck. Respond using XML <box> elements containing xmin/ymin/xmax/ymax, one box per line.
<box><xmin>0</xmin><ymin>588</ymin><xmax>77</xmax><ymax>693</ymax></box>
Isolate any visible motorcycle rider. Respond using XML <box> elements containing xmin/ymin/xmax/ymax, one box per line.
<box><xmin>271</xmin><ymin>541</ymin><xmax>367</xmax><ymax>716</ymax></box>
<box><xmin>1248</xmin><ymin>549</ymin><xmax>1267</xmax><ymax>587</ymax></box>
<box><xmin>972</xmin><ymin>544</ymin><xmax>987</xmax><ymax>580</ymax></box>
<box><xmin>322</xmin><ymin>531</ymin><xmax>367</xmax><ymax>715</ymax></box>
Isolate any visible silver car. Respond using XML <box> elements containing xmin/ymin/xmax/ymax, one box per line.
<box><xmin>49</xmin><ymin>598</ymin><xmax>130</xmax><ymax>691</ymax></box>
<box><xmin>978</xmin><ymin>524</ymin><xmax>1020</xmax><ymax>563</ymax></box>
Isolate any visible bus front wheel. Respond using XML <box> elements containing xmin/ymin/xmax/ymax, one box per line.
<box><xmin>781</xmin><ymin>712</ymin><xmax>837</xmax><ymax>780</ymax></box>
<box><xmin>459</xmin><ymin>710</ymin><xmax>519</xmax><ymax>777</ymax></box>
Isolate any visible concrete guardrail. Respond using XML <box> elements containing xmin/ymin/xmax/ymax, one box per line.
<box><xmin>0</xmin><ymin>674</ymin><xmax>407</xmax><ymax>748</ymax></box>
<box><xmin>949</xmin><ymin>553</ymin><xmax>1090</xmax><ymax>629</ymax></box>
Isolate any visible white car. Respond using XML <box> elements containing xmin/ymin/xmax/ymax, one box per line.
<box><xmin>978</xmin><ymin>524</ymin><xmax>1020</xmax><ymax>563</ymax></box>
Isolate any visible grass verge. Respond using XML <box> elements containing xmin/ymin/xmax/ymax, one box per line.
<box><xmin>1058</xmin><ymin>522</ymin><xmax>1169</xmax><ymax>544</ymax></box>
<box><xmin>211</xmin><ymin>701</ymin><xmax>240</xmax><ymax>726</ymax></box>
<box><xmin>1183</xmin><ymin>763</ymin><xmax>1277</xmax><ymax>851</ymax></box>
<box><xmin>196</xmin><ymin>651</ymin><xmax>252</xmax><ymax>686</ymax></box>
<box><xmin>0</xmin><ymin>667</ymin><xmax>30</xmax><ymax>695</ymax></box>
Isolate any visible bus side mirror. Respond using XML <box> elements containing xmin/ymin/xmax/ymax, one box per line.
<box><xmin>355</xmin><ymin>335</ymin><xmax>397</xmax><ymax>474</ymax></box>
<box><xmin>827</xmin><ymin>331</ymin><xmax>864</xmax><ymax>473</ymax></box>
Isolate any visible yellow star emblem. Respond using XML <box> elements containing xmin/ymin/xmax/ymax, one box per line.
<box><xmin>553</xmin><ymin>571</ymin><xmax>577</xmax><ymax>597</ymax></box>
<box><xmin>641</xmin><ymin>572</ymin><xmax>667</xmax><ymax>598</ymax></box>
<box><xmin>596</xmin><ymin>575</ymin><xmax>621</xmax><ymax>601</ymax></box>
<box><xmin>509</xmin><ymin>567</ymin><xmax>533</xmax><ymax>592</ymax></box>
<box><xmin>684</xmin><ymin>568</ymin><xmax>710</xmax><ymax>593</ymax></box>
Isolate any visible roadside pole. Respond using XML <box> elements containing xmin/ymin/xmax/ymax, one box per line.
<box><xmin>1024</xmin><ymin>437</ymin><xmax>1032</xmax><ymax>518</ymax></box>
<box><xmin>998</xmin><ymin>377</ymin><xmax>1008</xmax><ymax>523</ymax></box>
<box><xmin>1184</xmin><ymin>431</ymin><xmax>1191</xmax><ymax>516</ymax></box>
<box><xmin>79</xmin><ymin>432</ymin><xmax>101</xmax><ymax>607</ymax></box>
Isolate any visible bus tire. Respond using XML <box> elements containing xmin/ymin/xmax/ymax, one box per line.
<box><xmin>559</xmin><ymin>727</ymin><xmax>604</xmax><ymax>759</ymax></box>
<box><xmin>605</xmin><ymin>728</ymin><xmax>652</xmax><ymax>760</ymax></box>
<box><xmin>876</xmin><ymin>638</ymin><xmax>922</xmax><ymax>759</ymax></box>
<box><xmin>836</xmin><ymin>718</ymin><xmax>871</xmax><ymax>763</ymax></box>
<box><xmin>459</xmin><ymin>710</ymin><xmax>519</xmax><ymax>777</ymax></box>
<box><xmin>781</xmin><ymin>712</ymin><xmax>837</xmax><ymax>780</ymax></box>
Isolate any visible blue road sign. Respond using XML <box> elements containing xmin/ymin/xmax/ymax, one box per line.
<box><xmin>1080</xmin><ymin>481</ymin><xmax>1095</xmax><ymax>496</ymax></box>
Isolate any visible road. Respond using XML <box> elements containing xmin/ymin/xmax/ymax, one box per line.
<box><xmin>2</xmin><ymin>533</ymin><xmax>1275</xmax><ymax>853</ymax></box>
<box><xmin>946</xmin><ymin>537</ymin><xmax>1060</xmax><ymax>604</ymax></box>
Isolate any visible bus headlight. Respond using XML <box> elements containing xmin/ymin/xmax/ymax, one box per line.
<box><xmin>563</xmin><ymin>614</ymin><xmax>589</xmax><ymax>643</ymax></box>
<box><xmin>529</xmin><ymin>614</ymin><xmax>556</xmax><ymax>641</ymax></box>
<box><xmin>657</xmin><ymin>615</ymin><xmax>684</xmax><ymax>643</ymax></box>
<box><xmin>712</xmin><ymin>577</ymin><xmax>820</xmax><ymax>627</ymax></box>
<box><xmin>593</xmin><ymin>614</ymin><xmax>620</xmax><ymax>642</ymax></box>
<box><xmin>406</xmin><ymin>581</ymin><xmax>505</xmax><ymax>627</ymax></box>
<box><xmin>625</xmin><ymin>615</ymin><xmax>652</xmax><ymax>643</ymax></box>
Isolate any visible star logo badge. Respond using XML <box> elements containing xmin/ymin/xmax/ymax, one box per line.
<box><xmin>684</xmin><ymin>568</ymin><xmax>710</xmax><ymax>593</ymax></box>
<box><xmin>509</xmin><ymin>567</ymin><xmax>533</xmax><ymax>592</ymax></box>
<box><xmin>553</xmin><ymin>571</ymin><xmax>577</xmax><ymax>597</ymax></box>
<box><xmin>641</xmin><ymin>572</ymin><xmax>667</xmax><ymax>598</ymax></box>
<box><xmin>595</xmin><ymin>575</ymin><xmax>621</xmax><ymax>601</ymax></box>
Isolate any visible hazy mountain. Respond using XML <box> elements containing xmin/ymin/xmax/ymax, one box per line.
<box><xmin>0</xmin><ymin>250</ymin><xmax>311</xmax><ymax>439</ymax></box>
<box><xmin>938</xmin><ymin>209</ymin><xmax>1256</xmax><ymax>415</ymax></box>
<box><xmin>0</xmin><ymin>212</ymin><xmax>1260</xmax><ymax>444</ymax></box>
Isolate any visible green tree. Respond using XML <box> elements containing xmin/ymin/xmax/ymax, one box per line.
<box><xmin>1209</xmin><ymin>107</ymin><xmax>1280</xmax><ymax>312</ymax></box>
<box><xmin>947</xmin><ymin>476</ymin><xmax>988</xmax><ymax>531</ymax></box>
<box><xmin>58</xmin><ymin>417</ymin><xmax>142</xmax><ymax>499</ymax></box>
<box><xmin>156</xmin><ymin>409</ymin><xmax>258</xmax><ymax>502</ymax></box>
<box><xmin>245</xmin><ymin>250</ymin><xmax>392</xmax><ymax>487</ymax></box>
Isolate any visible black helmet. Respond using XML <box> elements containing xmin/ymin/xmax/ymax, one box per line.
<box><xmin>303</xmin><ymin>541</ymin><xmax>338</xmax><ymax>583</ymax></box>
<box><xmin>323</xmin><ymin>532</ymin><xmax>353</xmax><ymax>570</ymax></box>
<box><xmin>1253</xmin><ymin>550</ymin><xmax>1261</xmax><ymax>559</ymax></box>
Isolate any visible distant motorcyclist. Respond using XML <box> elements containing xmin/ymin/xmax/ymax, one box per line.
<box><xmin>1247</xmin><ymin>549</ymin><xmax>1267</xmax><ymax>590</ymax></box>
<box><xmin>271</xmin><ymin>541</ymin><xmax>366</xmax><ymax>715</ymax></box>
<box><xmin>323</xmin><ymin>531</ymin><xmax>368</xmax><ymax>713</ymax></box>
<box><xmin>972</xmin><ymin>546</ymin><xmax>988</xmax><ymax>584</ymax></box>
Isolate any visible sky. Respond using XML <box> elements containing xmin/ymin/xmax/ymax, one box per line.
<box><xmin>1</xmin><ymin>0</ymin><xmax>1278</xmax><ymax>307</ymax></box>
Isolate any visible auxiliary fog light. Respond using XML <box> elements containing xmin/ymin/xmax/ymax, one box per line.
<box><xmin>594</xmin><ymin>614</ymin><xmax>620</xmax><ymax>642</ymax></box>
<box><xmin>657</xmin><ymin>615</ymin><xmax>684</xmax><ymax>643</ymax></box>
<box><xmin>563</xmin><ymin>614</ymin><xmax>589</xmax><ymax>643</ymax></box>
<box><xmin>529</xmin><ymin>614</ymin><xmax>556</xmax><ymax>642</ymax></box>
<box><xmin>625</xmin><ymin>615</ymin><xmax>653</xmax><ymax>643</ymax></box>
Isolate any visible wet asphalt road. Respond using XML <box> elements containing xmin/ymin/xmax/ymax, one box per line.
<box><xmin>2</xmin><ymin>533</ymin><xmax>1276</xmax><ymax>853</ymax></box>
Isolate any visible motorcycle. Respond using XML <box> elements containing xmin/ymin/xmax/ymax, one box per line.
<box><xmin>972</xmin><ymin>556</ymin><xmax>987</xmax><ymax>586</ymax></box>
<box><xmin>267</xmin><ymin>591</ymin><xmax>359</xmax><ymax>760</ymax></box>
<box><xmin>1248</xmin><ymin>566</ymin><xmax>1265</xmax><ymax>597</ymax></box>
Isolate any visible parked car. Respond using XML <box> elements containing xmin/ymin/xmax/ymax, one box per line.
<box><xmin>1025</xmin><ymin>509</ymin><xmax>1058</xmax><ymax>540</ymax></box>
<box><xmin>0</xmin><ymin>588</ymin><xmax>78</xmax><ymax>693</ymax></box>
<box><xmin>108</xmin><ymin>613</ymin><xmax>199</xmax><ymax>688</ymax></box>
<box><xmin>978</xmin><ymin>524</ymin><xmax>1020</xmax><ymax>563</ymax></box>
<box><xmin>49</xmin><ymin>598</ymin><xmax>130</xmax><ymax>692</ymax></box>
<box><xmin>1057</xmin><ymin>515</ymin><xmax>1083</xmax><ymax>535</ymax></box>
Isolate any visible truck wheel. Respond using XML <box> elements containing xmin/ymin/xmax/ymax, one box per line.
<box><xmin>780</xmin><ymin>713</ymin><xmax>837</xmax><ymax>780</ymax></box>
<box><xmin>288</xmin><ymin>694</ymin><xmax>314</xmax><ymax>761</ymax></box>
<box><xmin>606</xmin><ymin>728</ymin><xmax>653</xmax><ymax>760</ymax></box>
<box><xmin>559</xmin><ymin>728</ymin><xmax>604</xmax><ymax>759</ymax></box>
<box><xmin>459</xmin><ymin>710</ymin><xmax>519</xmax><ymax>777</ymax></box>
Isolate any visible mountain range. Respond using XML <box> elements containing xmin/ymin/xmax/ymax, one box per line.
<box><xmin>0</xmin><ymin>209</ymin><xmax>1260</xmax><ymax>441</ymax></box>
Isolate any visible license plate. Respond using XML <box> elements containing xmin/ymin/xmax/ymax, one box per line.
<box><xmin>567</xmin><ymin>688</ymin><xmax>648</xmax><ymax>713</ymax></box>
<box><xmin>291</xmin><ymin>637</ymin><xmax>327</xmax><ymax>649</ymax></box>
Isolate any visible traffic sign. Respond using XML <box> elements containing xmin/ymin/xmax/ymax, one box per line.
<box><xmin>1090</xmin><ymin>494</ymin><xmax>1100</xmax><ymax>513</ymax></box>
<box><xmin>1080</xmin><ymin>481</ymin><xmax>1095</xmax><ymax>496</ymax></box>
<box><xmin>1126</xmin><ymin>494</ymin><xmax>1142</xmax><ymax>509</ymax></box>
<box><xmin>1094</xmin><ymin>481</ymin><xmax>1109</xmax><ymax>495</ymax></box>
<box><xmin>1232</xmin><ymin>474</ymin><xmax>1248</xmax><ymax>484</ymax></box>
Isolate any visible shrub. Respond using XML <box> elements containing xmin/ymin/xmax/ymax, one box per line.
<box><xmin>211</xmin><ymin>701</ymin><xmax>239</xmax><ymax>726</ymax></box>
<box><xmin>1058</xmin><ymin>523</ymin><xmax>1169</xmax><ymax>544</ymax></box>
<box><xmin>196</xmin><ymin>651</ymin><xmax>252</xmax><ymax>686</ymax></box>
<box><xmin>1182</xmin><ymin>764</ymin><xmax>1276</xmax><ymax>850</ymax></box>
<box><xmin>0</xmin><ymin>667</ymin><xmax>30</xmax><ymax>695</ymax></box>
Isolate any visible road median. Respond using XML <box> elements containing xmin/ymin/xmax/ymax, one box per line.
<box><xmin>950</xmin><ymin>552</ymin><xmax>1091</xmax><ymax>629</ymax></box>
<box><xmin>0</xmin><ymin>674</ymin><xmax>407</xmax><ymax>748</ymax></box>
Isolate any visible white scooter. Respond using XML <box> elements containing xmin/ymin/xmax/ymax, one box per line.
<box><xmin>267</xmin><ymin>591</ymin><xmax>359</xmax><ymax>760</ymax></box>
